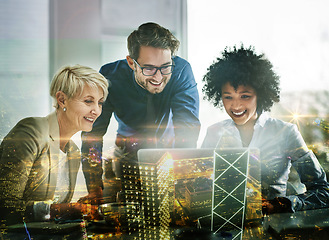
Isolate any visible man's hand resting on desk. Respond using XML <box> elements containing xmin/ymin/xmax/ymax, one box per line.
<box><xmin>50</xmin><ymin>203</ymin><xmax>103</xmax><ymax>221</ymax></box>
<box><xmin>262</xmin><ymin>197</ymin><xmax>292</xmax><ymax>215</ymax></box>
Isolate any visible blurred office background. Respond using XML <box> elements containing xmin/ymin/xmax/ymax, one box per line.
<box><xmin>1</xmin><ymin>0</ymin><xmax>329</xmax><ymax>199</ymax></box>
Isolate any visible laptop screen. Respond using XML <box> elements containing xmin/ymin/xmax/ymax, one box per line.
<box><xmin>136</xmin><ymin>147</ymin><xmax>262</xmax><ymax>238</ymax></box>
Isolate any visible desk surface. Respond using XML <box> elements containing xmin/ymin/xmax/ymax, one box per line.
<box><xmin>264</xmin><ymin>208</ymin><xmax>329</xmax><ymax>240</ymax></box>
<box><xmin>3</xmin><ymin>208</ymin><xmax>329</xmax><ymax>240</ymax></box>
<box><xmin>3</xmin><ymin>221</ymin><xmax>86</xmax><ymax>240</ymax></box>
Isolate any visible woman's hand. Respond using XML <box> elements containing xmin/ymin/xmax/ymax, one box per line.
<box><xmin>77</xmin><ymin>187</ymin><xmax>104</xmax><ymax>205</ymax></box>
<box><xmin>74</xmin><ymin>203</ymin><xmax>103</xmax><ymax>221</ymax></box>
<box><xmin>50</xmin><ymin>203</ymin><xmax>102</xmax><ymax>221</ymax></box>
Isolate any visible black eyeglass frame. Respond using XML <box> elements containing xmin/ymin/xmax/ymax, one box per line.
<box><xmin>133</xmin><ymin>58</ymin><xmax>175</xmax><ymax>76</ymax></box>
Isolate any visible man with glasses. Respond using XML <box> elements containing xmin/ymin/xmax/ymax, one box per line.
<box><xmin>80</xmin><ymin>22</ymin><xmax>200</xmax><ymax>203</ymax></box>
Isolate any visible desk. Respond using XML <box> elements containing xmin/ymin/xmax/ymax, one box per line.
<box><xmin>264</xmin><ymin>208</ymin><xmax>329</xmax><ymax>240</ymax></box>
<box><xmin>3</xmin><ymin>208</ymin><xmax>329</xmax><ymax>240</ymax></box>
<box><xmin>3</xmin><ymin>221</ymin><xmax>87</xmax><ymax>240</ymax></box>
<box><xmin>2</xmin><ymin>221</ymin><xmax>250</xmax><ymax>240</ymax></box>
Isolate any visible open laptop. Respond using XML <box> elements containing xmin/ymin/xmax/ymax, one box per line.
<box><xmin>136</xmin><ymin>148</ymin><xmax>262</xmax><ymax>239</ymax></box>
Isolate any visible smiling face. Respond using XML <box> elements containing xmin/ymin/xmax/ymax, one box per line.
<box><xmin>127</xmin><ymin>46</ymin><xmax>173</xmax><ymax>94</ymax></box>
<box><xmin>222</xmin><ymin>82</ymin><xmax>258</xmax><ymax>127</ymax></box>
<box><xmin>64</xmin><ymin>84</ymin><xmax>104</xmax><ymax>133</ymax></box>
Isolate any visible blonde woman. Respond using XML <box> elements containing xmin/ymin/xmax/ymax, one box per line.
<box><xmin>0</xmin><ymin>65</ymin><xmax>108</xmax><ymax>228</ymax></box>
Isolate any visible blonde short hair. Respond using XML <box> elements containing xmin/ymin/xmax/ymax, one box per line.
<box><xmin>50</xmin><ymin>64</ymin><xmax>109</xmax><ymax>108</ymax></box>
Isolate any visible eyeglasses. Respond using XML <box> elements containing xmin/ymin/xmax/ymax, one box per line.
<box><xmin>133</xmin><ymin>59</ymin><xmax>175</xmax><ymax>76</ymax></box>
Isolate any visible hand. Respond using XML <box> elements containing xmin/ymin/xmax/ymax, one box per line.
<box><xmin>78</xmin><ymin>187</ymin><xmax>104</xmax><ymax>205</ymax></box>
<box><xmin>75</xmin><ymin>203</ymin><xmax>103</xmax><ymax>221</ymax></box>
<box><xmin>50</xmin><ymin>203</ymin><xmax>102</xmax><ymax>221</ymax></box>
<box><xmin>262</xmin><ymin>200</ymin><xmax>275</xmax><ymax>215</ymax></box>
<box><xmin>50</xmin><ymin>203</ymin><xmax>82</xmax><ymax>220</ymax></box>
<box><xmin>262</xmin><ymin>197</ymin><xmax>292</xmax><ymax>215</ymax></box>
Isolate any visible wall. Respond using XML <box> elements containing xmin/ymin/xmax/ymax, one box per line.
<box><xmin>0</xmin><ymin>0</ymin><xmax>50</xmax><ymax>139</ymax></box>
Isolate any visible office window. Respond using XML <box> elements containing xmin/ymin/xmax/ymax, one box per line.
<box><xmin>0</xmin><ymin>0</ymin><xmax>50</xmax><ymax>139</ymax></box>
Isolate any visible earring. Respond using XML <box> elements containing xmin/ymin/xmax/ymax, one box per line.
<box><xmin>63</xmin><ymin>107</ymin><xmax>66</xmax><ymax>112</ymax></box>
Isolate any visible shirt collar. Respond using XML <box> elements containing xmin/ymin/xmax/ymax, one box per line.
<box><xmin>255</xmin><ymin>112</ymin><xmax>269</xmax><ymax>128</ymax></box>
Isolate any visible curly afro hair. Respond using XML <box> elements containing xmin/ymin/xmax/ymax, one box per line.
<box><xmin>202</xmin><ymin>45</ymin><xmax>280</xmax><ymax>113</ymax></box>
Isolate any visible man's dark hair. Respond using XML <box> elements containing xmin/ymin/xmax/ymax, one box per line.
<box><xmin>202</xmin><ymin>45</ymin><xmax>280</xmax><ymax>113</ymax></box>
<box><xmin>127</xmin><ymin>22</ymin><xmax>180</xmax><ymax>60</ymax></box>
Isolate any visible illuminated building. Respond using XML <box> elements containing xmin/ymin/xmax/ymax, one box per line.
<box><xmin>210</xmin><ymin>148</ymin><xmax>262</xmax><ymax>240</ymax></box>
<box><xmin>121</xmin><ymin>152</ymin><xmax>174</xmax><ymax>239</ymax></box>
<box><xmin>120</xmin><ymin>160</ymin><xmax>144</xmax><ymax>234</ymax></box>
<box><xmin>185</xmin><ymin>177</ymin><xmax>212</xmax><ymax>218</ymax></box>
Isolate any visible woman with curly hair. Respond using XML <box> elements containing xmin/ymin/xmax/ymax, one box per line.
<box><xmin>202</xmin><ymin>45</ymin><xmax>329</xmax><ymax>214</ymax></box>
